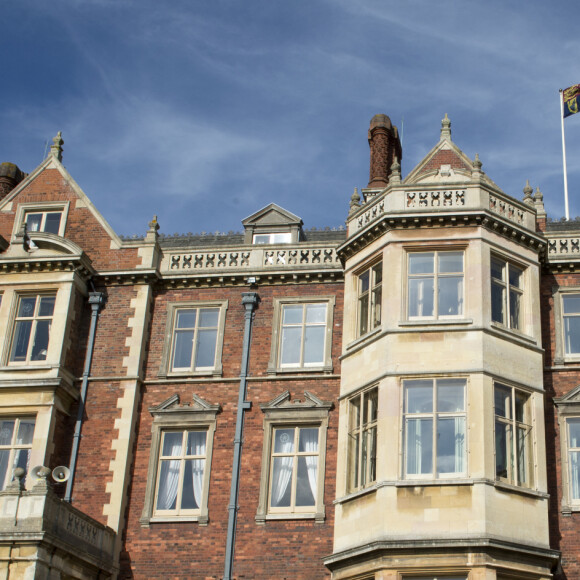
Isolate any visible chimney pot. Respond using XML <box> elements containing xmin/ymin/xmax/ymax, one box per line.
<box><xmin>367</xmin><ymin>114</ymin><xmax>402</xmax><ymax>189</ymax></box>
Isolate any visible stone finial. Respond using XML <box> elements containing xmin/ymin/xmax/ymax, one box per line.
<box><xmin>5</xmin><ymin>467</ymin><xmax>26</xmax><ymax>492</ymax></box>
<box><xmin>50</xmin><ymin>132</ymin><xmax>64</xmax><ymax>162</ymax></box>
<box><xmin>349</xmin><ymin>187</ymin><xmax>361</xmax><ymax>216</ymax></box>
<box><xmin>440</xmin><ymin>114</ymin><xmax>451</xmax><ymax>141</ymax></box>
<box><xmin>523</xmin><ymin>180</ymin><xmax>534</xmax><ymax>206</ymax></box>
<box><xmin>146</xmin><ymin>215</ymin><xmax>160</xmax><ymax>242</ymax></box>
<box><xmin>534</xmin><ymin>186</ymin><xmax>546</xmax><ymax>217</ymax></box>
<box><xmin>390</xmin><ymin>157</ymin><xmax>401</xmax><ymax>184</ymax></box>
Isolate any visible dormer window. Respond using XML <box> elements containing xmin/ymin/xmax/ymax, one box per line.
<box><xmin>25</xmin><ymin>211</ymin><xmax>62</xmax><ymax>235</ymax></box>
<box><xmin>253</xmin><ymin>233</ymin><xmax>292</xmax><ymax>245</ymax></box>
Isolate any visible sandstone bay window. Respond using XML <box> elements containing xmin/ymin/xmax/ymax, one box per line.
<box><xmin>268</xmin><ymin>297</ymin><xmax>334</xmax><ymax>373</ymax></box>
<box><xmin>348</xmin><ymin>387</ymin><xmax>377</xmax><ymax>491</ymax></box>
<box><xmin>403</xmin><ymin>379</ymin><xmax>466</xmax><ymax>478</ymax></box>
<box><xmin>494</xmin><ymin>383</ymin><xmax>533</xmax><ymax>487</ymax></box>
<box><xmin>9</xmin><ymin>294</ymin><xmax>55</xmax><ymax>363</ymax></box>
<box><xmin>491</xmin><ymin>257</ymin><xmax>524</xmax><ymax>330</ymax></box>
<box><xmin>358</xmin><ymin>262</ymin><xmax>382</xmax><ymax>336</ymax></box>
<box><xmin>160</xmin><ymin>301</ymin><xmax>228</xmax><ymax>377</ymax></box>
<box><xmin>408</xmin><ymin>251</ymin><xmax>464</xmax><ymax>319</ymax></box>
<box><xmin>256</xmin><ymin>391</ymin><xmax>331</xmax><ymax>523</ymax></box>
<box><xmin>0</xmin><ymin>417</ymin><xmax>35</xmax><ymax>489</ymax></box>
<box><xmin>140</xmin><ymin>394</ymin><xmax>219</xmax><ymax>526</ymax></box>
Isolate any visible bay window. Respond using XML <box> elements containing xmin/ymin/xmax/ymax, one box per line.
<box><xmin>491</xmin><ymin>257</ymin><xmax>524</xmax><ymax>331</ymax></box>
<box><xmin>358</xmin><ymin>262</ymin><xmax>382</xmax><ymax>336</ymax></box>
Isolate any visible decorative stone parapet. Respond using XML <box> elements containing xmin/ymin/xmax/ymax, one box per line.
<box><xmin>346</xmin><ymin>185</ymin><xmax>537</xmax><ymax>237</ymax></box>
<box><xmin>161</xmin><ymin>244</ymin><xmax>342</xmax><ymax>274</ymax></box>
<box><xmin>546</xmin><ymin>235</ymin><xmax>580</xmax><ymax>261</ymax></box>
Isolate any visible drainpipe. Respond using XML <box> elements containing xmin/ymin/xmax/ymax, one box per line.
<box><xmin>65</xmin><ymin>291</ymin><xmax>104</xmax><ymax>503</ymax></box>
<box><xmin>224</xmin><ymin>291</ymin><xmax>260</xmax><ymax>580</ymax></box>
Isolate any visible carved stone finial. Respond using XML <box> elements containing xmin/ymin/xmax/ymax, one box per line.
<box><xmin>148</xmin><ymin>215</ymin><xmax>160</xmax><ymax>233</ymax></box>
<box><xmin>523</xmin><ymin>180</ymin><xmax>534</xmax><ymax>205</ymax></box>
<box><xmin>473</xmin><ymin>153</ymin><xmax>482</xmax><ymax>170</ymax></box>
<box><xmin>50</xmin><ymin>132</ymin><xmax>64</xmax><ymax>162</ymax></box>
<box><xmin>534</xmin><ymin>186</ymin><xmax>543</xmax><ymax>202</ymax></box>
<box><xmin>390</xmin><ymin>157</ymin><xmax>401</xmax><ymax>184</ymax></box>
<box><xmin>349</xmin><ymin>187</ymin><xmax>361</xmax><ymax>216</ymax></box>
<box><xmin>534</xmin><ymin>186</ymin><xmax>546</xmax><ymax>218</ymax></box>
<box><xmin>440</xmin><ymin>113</ymin><xmax>451</xmax><ymax>141</ymax></box>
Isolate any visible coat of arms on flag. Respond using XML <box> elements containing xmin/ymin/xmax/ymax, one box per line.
<box><xmin>564</xmin><ymin>84</ymin><xmax>580</xmax><ymax>117</ymax></box>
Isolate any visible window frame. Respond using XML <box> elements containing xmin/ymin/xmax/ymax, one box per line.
<box><xmin>13</xmin><ymin>202</ymin><xmax>69</xmax><ymax>239</ymax></box>
<box><xmin>8</xmin><ymin>293</ymin><xmax>57</xmax><ymax>365</ymax></box>
<box><xmin>0</xmin><ymin>416</ymin><xmax>36</xmax><ymax>490</ymax></box>
<box><xmin>402</xmin><ymin>378</ymin><xmax>467</xmax><ymax>480</ymax></box>
<box><xmin>159</xmin><ymin>300</ymin><xmax>228</xmax><ymax>378</ymax></box>
<box><xmin>347</xmin><ymin>387</ymin><xmax>378</xmax><ymax>493</ymax></box>
<box><xmin>406</xmin><ymin>250</ymin><xmax>465</xmax><ymax>321</ymax></box>
<box><xmin>493</xmin><ymin>382</ymin><xmax>534</xmax><ymax>488</ymax></box>
<box><xmin>490</xmin><ymin>255</ymin><xmax>525</xmax><ymax>332</ymax></box>
<box><xmin>268</xmin><ymin>296</ymin><xmax>335</xmax><ymax>375</ymax></box>
<box><xmin>256</xmin><ymin>391</ymin><xmax>332</xmax><ymax>524</ymax></box>
<box><xmin>253</xmin><ymin>232</ymin><xmax>292</xmax><ymax>244</ymax></box>
<box><xmin>553</xmin><ymin>287</ymin><xmax>580</xmax><ymax>364</ymax></box>
<box><xmin>357</xmin><ymin>261</ymin><xmax>382</xmax><ymax>337</ymax></box>
<box><xmin>140</xmin><ymin>394</ymin><xmax>219</xmax><ymax>526</ymax></box>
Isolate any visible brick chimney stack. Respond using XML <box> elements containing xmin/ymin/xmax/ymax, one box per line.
<box><xmin>0</xmin><ymin>163</ymin><xmax>25</xmax><ymax>202</ymax></box>
<box><xmin>367</xmin><ymin>114</ymin><xmax>402</xmax><ymax>189</ymax></box>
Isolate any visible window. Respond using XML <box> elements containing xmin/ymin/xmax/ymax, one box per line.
<box><xmin>268</xmin><ymin>426</ymin><xmax>320</xmax><ymax>514</ymax></box>
<box><xmin>567</xmin><ymin>418</ymin><xmax>580</xmax><ymax>502</ymax></box>
<box><xmin>494</xmin><ymin>383</ymin><xmax>533</xmax><ymax>486</ymax></box>
<box><xmin>9</xmin><ymin>294</ymin><xmax>55</xmax><ymax>363</ymax></box>
<box><xmin>491</xmin><ymin>257</ymin><xmax>524</xmax><ymax>330</ymax></box>
<box><xmin>268</xmin><ymin>297</ymin><xmax>334</xmax><ymax>373</ymax></box>
<box><xmin>348</xmin><ymin>388</ymin><xmax>377</xmax><ymax>492</ymax></box>
<box><xmin>160</xmin><ymin>301</ymin><xmax>228</xmax><ymax>377</ymax></box>
<box><xmin>256</xmin><ymin>391</ymin><xmax>331</xmax><ymax>523</ymax></box>
<box><xmin>0</xmin><ymin>417</ymin><xmax>35</xmax><ymax>490</ymax></box>
<box><xmin>408</xmin><ymin>251</ymin><xmax>464</xmax><ymax>319</ymax></box>
<box><xmin>562</xmin><ymin>294</ymin><xmax>580</xmax><ymax>355</ymax></box>
<box><xmin>358</xmin><ymin>262</ymin><xmax>382</xmax><ymax>336</ymax></box>
<box><xmin>403</xmin><ymin>379</ymin><xmax>466</xmax><ymax>478</ymax></box>
<box><xmin>24</xmin><ymin>211</ymin><xmax>62</xmax><ymax>235</ymax></box>
<box><xmin>253</xmin><ymin>232</ymin><xmax>291</xmax><ymax>244</ymax></box>
<box><xmin>154</xmin><ymin>429</ymin><xmax>208</xmax><ymax>516</ymax></box>
<box><xmin>140</xmin><ymin>394</ymin><xmax>219</xmax><ymax>526</ymax></box>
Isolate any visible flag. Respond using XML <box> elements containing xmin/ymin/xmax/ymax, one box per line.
<box><xmin>563</xmin><ymin>84</ymin><xmax>580</xmax><ymax>117</ymax></box>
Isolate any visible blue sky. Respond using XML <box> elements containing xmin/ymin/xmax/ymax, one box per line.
<box><xmin>2</xmin><ymin>0</ymin><xmax>579</xmax><ymax>236</ymax></box>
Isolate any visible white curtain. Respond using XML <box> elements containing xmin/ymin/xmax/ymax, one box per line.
<box><xmin>571</xmin><ymin>452</ymin><xmax>580</xmax><ymax>500</ymax></box>
<box><xmin>407</xmin><ymin>420</ymin><xmax>421</xmax><ymax>475</ymax></box>
<box><xmin>454</xmin><ymin>417</ymin><xmax>465</xmax><ymax>473</ymax></box>
<box><xmin>271</xmin><ymin>437</ymin><xmax>293</xmax><ymax>506</ymax></box>
<box><xmin>190</xmin><ymin>433</ymin><xmax>207</xmax><ymax>507</ymax></box>
<box><xmin>302</xmin><ymin>430</ymin><xmax>319</xmax><ymax>499</ymax></box>
<box><xmin>157</xmin><ymin>437</ymin><xmax>182</xmax><ymax>510</ymax></box>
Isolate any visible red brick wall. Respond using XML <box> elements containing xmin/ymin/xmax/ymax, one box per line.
<box><xmin>541</xmin><ymin>268</ymin><xmax>580</xmax><ymax>579</ymax></box>
<box><xmin>121</xmin><ymin>282</ymin><xmax>343</xmax><ymax>579</ymax></box>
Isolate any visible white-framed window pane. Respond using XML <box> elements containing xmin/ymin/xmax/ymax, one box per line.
<box><xmin>564</xmin><ymin>295</ymin><xmax>580</xmax><ymax>314</ymax></box>
<box><xmin>10</xmin><ymin>321</ymin><xmax>32</xmax><ymax>362</ymax></box>
<box><xmin>274</xmin><ymin>428</ymin><xmax>295</xmax><ymax>453</ymax></box>
<box><xmin>438</xmin><ymin>251</ymin><xmax>463</xmax><ymax>273</ymax></box>
<box><xmin>44</xmin><ymin>212</ymin><xmax>62</xmax><ymax>234</ymax></box>
<box><xmin>31</xmin><ymin>320</ymin><xmax>51</xmax><ymax>361</ymax></box>
<box><xmin>437</xmin><ymin>417</ymin><xmax>465</xmax><ymax>473</ymax></box>
<box><xmin>495</xmin><ymin>420</ymin><xmax>511</xmax><ymax>479</ymax></box>
<box><xmin>509</xmin><ymin>290</ymin><xmax>521</xmax><ymax>330</ymax></box>
<box><xmin>176</xmin><ymin>310</ymin><xmax>196</xmax><ymax>328</ymax></box>
<box><xmin>568</xmin><ymin>418</ymin><xmax>580</xmax><ymax>500</ymax></box>
<box><xmin>491</xmin><ymin>282</ymin><xmax>505</xmax><ymax>324</ymax></box>
<box><xmin>280</xmin><ymin>326</ymin><xmax>302</xmax><ymax>365</ymax></box>
<box><xmin>304</xmin><ymin>326</ymin><xmax>325</xmax><ymax>364</ymax></box>
<box><xmin>195</xmin><ymin>329</ymin><xmax>217</xmax><ymax>368</ymax></box>
<box><xmin>305</xmin><ymin>303</ymin><xmax>326</xmax><ymax>324</ymax></box>
<box><xmin>25</xmin><ymin>213</ymin><xmax>42</xmax><ymax>232</ymax></box>
<box><xmin>0</xmin><ymin>422</ymin><xmax>15</xmax><ymax>446</ymax></box>
<box><xmin>283</xmin><ymin>304</ymin><xmax>303</xmax><ymax>324</ymax></box>
<box><xmin>296</xmin><ymin>456</ymin><xmax>316</xmax><ymax>506</ymax></box>
<box><xmin>437</xmin><ymin>381</ymin><xmax>465</xmax><ymax>412</ymax></box>
<box><xmin>162</xmin><ymin>432</ymin><xmax>183</xmax><ymax>456</ymax></box>
<box><xmin>157</xmin><ymin>459</ymin><xmax>180</xmax><ymax>510</ymax></box>
<box><xmin>16</xmin><ymin>420</ymin><xmax>35</xmax><ymax>445</ymax></box>
<box><xmin>409</xmin><ymin>278</ymin><xmax>434</xmax><ymax>317</ymax></box>
<box><xmin>10</xmin><ymin>295</ymin><xmax>55</xmax><ymax>363</ymax></box>
<box><xmin>0</xmin><ymin>451</ymin><xmax>9</xmax><ymax>490</ymax></box>
<box><xmin>0</xmin><ymin>417</ymin><xmax>36</xmax><ymax>490</ymax></box>
<box><xmin>406</xmin><ymin>418</ymin><xmax>433</xmax><ymax>475</ymax></box>
<box><xmin>172</xmin><ymin>331</ymin><xmax>194</xmax><ymax>368</ymax></box>
<box><xmin>438</xmin><ymin>276</ymin><xmax>463</xmax><ymax>316</ymax></box>
<box><xmin>409</xmin><ymin>253</ymin><xmax>434</xmax><ymax>274</ymax></box>
<box><xmin>406</xmin><ymin>381</ymin><xmax>433</xmax><ymax>414</ymax></box>
<box><xmin>564</xmin><ymin>317</ymin><xmax>580</xmax><ymax>354</ymax></box>
<box><xmin>358</xmin><ymin>263</ymin><xmax>382</xmax><ymax>336</ymax></box>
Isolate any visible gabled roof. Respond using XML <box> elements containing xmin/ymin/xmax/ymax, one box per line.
<box><xmin>403</xmin><ymin>114</ymin><xmax>501</xmax><ymax>191</ymax></box>
<box><xmin>242</xmin><ymin>203</ymin><xmax>302</xmax><ymax>228</ymax></box>
<box><xmin>0</xmin><ymin>142</ymin><xmax>124</xmax><ymax>248</ymax></box>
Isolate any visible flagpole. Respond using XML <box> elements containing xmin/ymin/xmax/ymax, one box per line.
<box><xmin>560</xmin><ymin>88</ymin><xmax>570</xmax><ymax>220</ymax></box>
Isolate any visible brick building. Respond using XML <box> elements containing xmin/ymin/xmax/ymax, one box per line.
<box><xmin>0</xmin><ymin>114</ymin><xmax>578</xmax><ymax>579</ymax></box>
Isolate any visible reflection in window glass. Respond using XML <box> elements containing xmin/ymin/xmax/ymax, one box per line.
<box><xmin>10</xmin><ymin>295</ymin><xmax>55</xmax><ymax>363</ymax></box>
<box><xmin>0</xmin><ymin>417</ymin><xmax>35</xmax><ymax>489</ymax></box>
